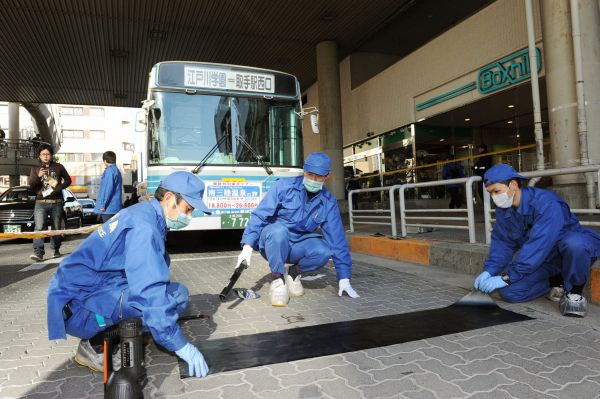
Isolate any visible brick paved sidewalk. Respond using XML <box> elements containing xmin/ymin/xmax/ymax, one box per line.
<box><xmin>1</xmin><ymin>250</ymin><xmax>600</xmax><ymax>398</ymax></box>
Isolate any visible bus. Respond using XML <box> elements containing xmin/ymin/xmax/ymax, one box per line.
<box><xmin>142</xmin><ymin>61</ymin><xmax>307</xmax><ymax>230</ymax></box>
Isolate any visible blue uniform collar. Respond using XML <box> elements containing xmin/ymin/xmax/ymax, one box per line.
<box><xmin>149</xmin><ymin>197</ymin><xmax>167</xmax><ymax>236</ymax></box>
<box><xmin>499</xmin><ymin>186</ymin><xmax>532</xmax><ymax>218</ymax></box>
<box><xmin>293</xmin><ymin>175</ymin><xmax>305</xmax><ymax>190</ymax></box>
<box><xmin>515</xmin><ymin>187</ymin><xmax>534</xmax><ymax>216</ymax></box>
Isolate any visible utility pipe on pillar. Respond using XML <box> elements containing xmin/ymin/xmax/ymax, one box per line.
<box><xmin>570</xmin><ymin>0</ymin><xmax>596</xmax><ymax>208</ymax></box>
<box><xmin>525</xmin><ymin>0</ymin><xmax>545</xmax><ymax>171</ymax></box>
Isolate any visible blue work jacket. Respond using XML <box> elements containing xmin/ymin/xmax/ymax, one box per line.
<box><xmin>484</xmin><ymin>186</ymin><xmax>600</xmax><ymax>283</ymax></box>
<box><xmin>241</xmin><ymin>176</ymin><xmax>352</xmax><ymax>280</ymax></box>
<box><xmin>47</xmin><ymin>198</ymin><xmax>187</xmax><ymax>352</ymax></box>
<box><xmin>442</xmin><ymin>162</ymin><xmax>464</xmax><ymax>188</ymax></box>
<box><xmin>94</xmin><ymin>163</ymin><xmax>123</xmax><ymax>215</ymax></box>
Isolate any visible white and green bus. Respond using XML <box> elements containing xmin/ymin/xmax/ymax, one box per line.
<box><xmin>142</xmin><ymin>61</ymin><xmax>307</xmax><ymax>230</ymax></box>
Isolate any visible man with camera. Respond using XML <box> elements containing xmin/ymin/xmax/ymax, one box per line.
<box><xmin>28</xmin><ymin>144</ymin><xmax>72</xmax><ymax>261</ymax></box>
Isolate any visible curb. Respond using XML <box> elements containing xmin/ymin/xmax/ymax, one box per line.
<box><xmin>348</xmin><ymin>233</ymin><xmax>600</xmax><ymax>304</ymax></box>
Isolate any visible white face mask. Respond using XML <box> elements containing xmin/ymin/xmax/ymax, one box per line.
<box><xmin>492</xmin><ymin>185</ymin><xmax>515</xmax><ymax>208</ymax></box>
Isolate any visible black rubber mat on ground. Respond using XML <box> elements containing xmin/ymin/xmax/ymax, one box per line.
<box><xmin>179</xmin><ymin>300</ymin><xmax>532</xmax><ymax>377</ymax></box>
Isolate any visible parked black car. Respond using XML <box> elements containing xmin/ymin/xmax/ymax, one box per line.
<box><xmin>78</xmin><ymin>198</ymin><xmax>97</xmax><ymax>224</ymax></box>
<box><xmin>0</xmin><ymin>186</ymin><xmax>83</xmax><ymax>234</ymax></box>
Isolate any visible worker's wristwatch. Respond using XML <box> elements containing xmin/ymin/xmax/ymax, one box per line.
<box><xmin>500</xmin><ymin>272</ymin><xmax>512</xmax><ymax>285</ymax></box>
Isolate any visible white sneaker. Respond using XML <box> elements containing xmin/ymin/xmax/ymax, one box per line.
<box><xmin>285</xmin><ymin>274</ymin><xmax>304</xmax><ymax>297</ymax></box>
<box><xmin>74</xmin><ymin>339</ymin><xmax>121</xmax><ymax>372</ymax></box>
<box><xmin>269</xmin><ymin>278</ymin><xmax>289</xmax><ymax>307</ymax></box>
<box><xmin>559</xmin><ymin>293</ymin><xmax>587</xmax><ymax>317</ymax></box>
<box><xmin>74</xmin><ymin>340</ymin><xmax>103</xmax><ymax>372</ymax></box>
<box><xmin>546</xmin><ymin>286</ymin><xmax>565</xmax><ymax>302</ymax></box>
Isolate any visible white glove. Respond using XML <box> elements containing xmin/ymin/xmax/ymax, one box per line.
<box><xmin>237</xmin><ymin>244</ymin><xmax>253</xmax><ymax>267</ymax></box>
<box><xmin>338</xmin><ymin>278</ymin><xmax>360</xmax><ymax>298</ymax></box>
<box><xmin>175</xmin><ymin>342</ymin><xmax>209</xmax><ymax>378</ymax></box>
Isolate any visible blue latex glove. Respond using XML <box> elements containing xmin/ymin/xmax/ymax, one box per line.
<box><xmin>175</xmin><ymin>342</ymin><xmax>208</xmax><ymax>377</ymax></box>
<box><xmin>479</xmin><ymin>276</ymin><xmax>508</xmax><ymax>293</ymax></box>
<box><xmin>473</xmin><ymin>271</ymin><xmax>491</xmax><ymax>290</ymax></box>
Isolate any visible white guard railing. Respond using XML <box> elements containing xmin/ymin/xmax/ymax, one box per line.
<box><xmin>348</xmin><ymin>186</ymin><xmax>397</xmax><ymax>236</ymax></box>
<box><xmin>396</xmin><ymin>176</ymin><xmax>483</xmax><ymax>244</ymax></box>
<box><xmin>349</xmin><ymin>165</ymin><xmax>600</xmax><ymax>245</ymax></box>
<box><xmin>349</xmin><ymin>176</ymin><xmax>484</xmax><ymax>244</ymax></box>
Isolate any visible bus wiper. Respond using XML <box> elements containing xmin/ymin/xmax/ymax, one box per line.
<box><xmin>235</xmin><ymin>135</ymin><xmax>273</xmax><ymax>175</ymax></box>
<box><xmin>192</xmin><ymin>134</ymin><xmax>229</xmax><ymax>174</ymax></box>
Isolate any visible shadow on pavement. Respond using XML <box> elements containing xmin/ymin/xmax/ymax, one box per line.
<box><xmin>0</xmin><ymin>262</ymin><xmax>60</xmax><ymax>290</ymax></box>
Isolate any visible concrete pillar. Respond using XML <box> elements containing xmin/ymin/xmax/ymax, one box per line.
<box><xmin>579</xmin><ymin>0</ymin><xmax>600</xmax><ymax>165</ymax></box>
<box><xmin>8</xmin><ymin>103</ymin><xmax>20</xmax><ymax>187</ymax></box>
<box><xmin>316</xmin><ymin>41</ymin><xmax>345</xmax><ymax>202</ymax></box>
<box><xmin>8</xmin><ymin>102</ymin><xmax>19</xmax><ymax>140</ymax></box>
<box><xmin>540</xmin><ymin>0</ymin><xmax>586</xmax><ymax>209</ymax></box>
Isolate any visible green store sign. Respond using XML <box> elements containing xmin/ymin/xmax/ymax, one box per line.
<box><xmin>478</xmin><ymin>47</ymin><xmax>542</xmax><ymax>94</ymax></box>
<box><xmin>416</xmin><ymin>47</ymin><xmax>542</xmax><ymax>111</ymax></box>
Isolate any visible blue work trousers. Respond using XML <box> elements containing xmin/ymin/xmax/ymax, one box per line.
<box><xmin>65</xmin><ymin>282</ymin><xmax>189</xmax><ymax>339</ymax></box>
<box><xmin>499</xmin><ymin>231</ymin><xmax>597</xmax><ymax>302</ymax></box>
<box><xmin>258</xmin><ymin>223</ymin><xmax>332</xmax><ymax>275</ymax></box>
<box><xmin>33</xmin><ymin>202</ymin><xmax>63</xmax><ymax>255</ymax></box>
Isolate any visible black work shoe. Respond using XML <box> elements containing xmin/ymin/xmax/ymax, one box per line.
<box><xmin>53</xmin><ymin>250</ymin><xmax>61</xmax><ymax>258</ymax></box>
<box><xmin>29</xmin><ymin>253</ymin><xmax>43</xmax><ymax>262</ymax></box>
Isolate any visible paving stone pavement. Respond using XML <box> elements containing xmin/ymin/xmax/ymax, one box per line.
<box><xmin>1</xmin><ymin>246</ymin><xmax>600</xmax><ymax>398</ymax></box>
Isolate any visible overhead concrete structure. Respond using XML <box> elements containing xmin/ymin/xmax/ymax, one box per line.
<box><xmin>0</xmin><ymin>0</ymin><xmax>493</xmax><ymax>107</ymax></box>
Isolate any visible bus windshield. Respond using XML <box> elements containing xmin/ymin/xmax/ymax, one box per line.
<box><xmin>148</xmin><ymin>91</ymin><xmax>303</xmax><ymax>167</ymax></box>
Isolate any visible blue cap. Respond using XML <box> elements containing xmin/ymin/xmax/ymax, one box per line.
<box><xmin>303</xmin><ymin>152</ymin><xmax>331</xmax><ymax>176</ymax></box>
<box><xmin>484</xmin><ymin>164</ymin><xmax>527</xmax><ymax>186</ymax></box>
<box><xmin>159</xmin><ymin>171</ymin><xmax>211</xmax><ymax>214</ymax></box>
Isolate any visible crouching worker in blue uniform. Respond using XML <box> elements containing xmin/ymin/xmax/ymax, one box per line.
<box><xmin>473</xmin><ymin>164</ymin><xmax>600</xmax><ymax>317</ymax></box>
<box><xmin>237</xmin><ymin>152</ymin><xmax>359</xmax><ymax>306</ymax></box>
<box><xmin>47</xmin><ymin>171</ymin><xmax>212</xmax><ymax>377</ymax></box>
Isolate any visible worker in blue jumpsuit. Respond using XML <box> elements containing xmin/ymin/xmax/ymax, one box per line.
<box><xmin>237</xmin><ymin>152</ymin><xmax>359</xmax><ymax>306</ymax></box>
<box><xmin>473</xmin><ymin>164</ymin><xmax>600</xmax><ymax>317</ymax></box>
<box><xmin>93</xmin><ymin>150</ymin><xmax>123</xmax><ymax>222</ymax></box>
<box><xmin>47</xmin><ymin>171</ymin><xmax>211</xmax><ymax>377</ymax></box>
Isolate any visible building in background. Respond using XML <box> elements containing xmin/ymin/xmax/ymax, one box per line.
<box><xmin>53</xmin><ymin>105</ymin><xmax>141</xmax><ymax>199</ymax></box>
<box><xmin>0</xmin><ymin>103</ymin><xmax>38</xmax><ymax>191</ymax></box>
<box><xmin>0</xmin><ymin>102</ymin><xmax>143</xmax><ymax>198</ymax></box>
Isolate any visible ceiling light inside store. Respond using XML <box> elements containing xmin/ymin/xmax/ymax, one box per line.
<box><xmin>507</xmin><ymin>120</ymin><xmax>513</xmax><ymax>124</ymax></box>
<box><xmin>417</xmin><ymin>118</ymin><xmax>426</xmax><ymax>122</ymax></box>
<box><xmin>508</xmin><ymin>105</ymin><xmax>515</xmax><ymax>108</ymax></box>
<box><xmin>439</xmin><ymin>139</ymin><xmax>445</xmax><ymax>142</ymax></box>
<box><xmin>464</xmin><ymin>118</ymin><xmax>470</xmax><ymax>121</ymax></box>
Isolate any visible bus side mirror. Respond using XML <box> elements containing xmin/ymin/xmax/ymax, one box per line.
<box><xmin>310</xmin><ymin>113</ymin><xmax>319</xmax><ymax>134</ymax></box>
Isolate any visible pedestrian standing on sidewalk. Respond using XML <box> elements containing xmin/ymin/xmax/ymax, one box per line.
<box><xmin>236</xmin><ymin>151</ymin><xmax>359</xmax><ymax>307</ymax></box>
<box><xmin>28</xmin><ymin>144</ymin><xmax>71</xmax><ymax>261</ymax></box>
<box><xmin>442</xmin><ymin>154</ymin><xmax>465</xmax><ymax>209</ymax></box>
<box><xmin>472</xmin><ymin>144</ymin><xmax>492</xmax><ymax>202</ymax></box>
<box><xmin>93</xmin><ymin>151</ymin><xmax>123</xmax><ymax>222</ymax></box>
<box><xmin>473</xmin><ymin>164</ymin><xmax>600</xmax><ymax>317</ymax></box>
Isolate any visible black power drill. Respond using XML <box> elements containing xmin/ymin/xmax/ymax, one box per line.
<box><xmin>104</xmin><ymin>318</ymin><xmax>147</xmax><ymax>398</ymax></box>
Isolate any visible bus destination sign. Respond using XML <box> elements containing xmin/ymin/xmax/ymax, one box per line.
<box><xmin>184</xmin><ymin>66</ymin><xmax>275</xmax><ymax>94</ymax></box>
